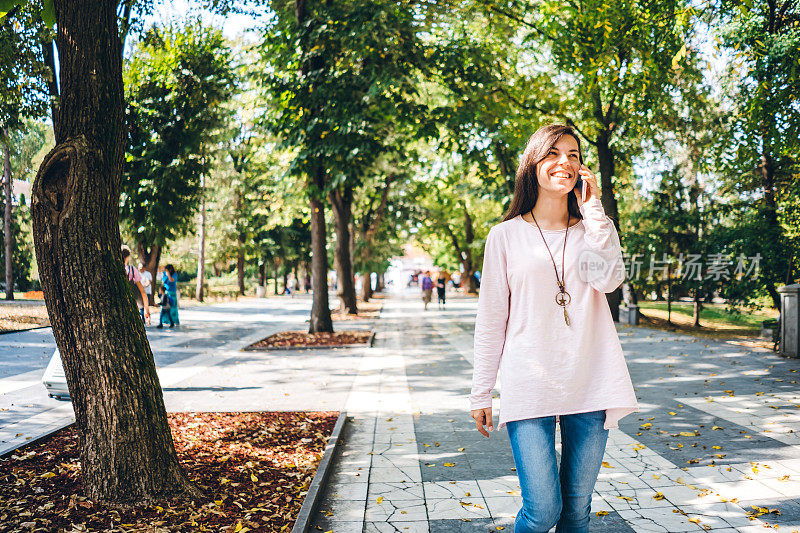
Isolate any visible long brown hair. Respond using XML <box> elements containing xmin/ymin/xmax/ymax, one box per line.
<box><xmin>502</xmin><ymin>124</ymin><xmax>584</xmax><ymax>223</ymax></box>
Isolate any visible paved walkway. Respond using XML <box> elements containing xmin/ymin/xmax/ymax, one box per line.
<box><xmin>313</xmin><ymin>291</ymin><xmax>800</xmax><ymax>532</ymax></box>
<box><xmin>4</xmin><ymin>291</ymin><xmax>800</xmax><ymax>531</ymax></box>
<box><xmin>0</xmin><ymin>295</ymin><xmax>370</xmax><ymax>455</ymax></box>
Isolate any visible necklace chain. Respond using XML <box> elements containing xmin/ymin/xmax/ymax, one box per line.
<box><xmin>528</xmin><ymin>211</ymin><xmax>572</xmax><ymax>326</ymax></box>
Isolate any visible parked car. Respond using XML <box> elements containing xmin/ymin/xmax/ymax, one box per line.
<box><xmin>42</xmin><ymin>348</ymin><xmax>70</xmax><ymax>400</ymax></box>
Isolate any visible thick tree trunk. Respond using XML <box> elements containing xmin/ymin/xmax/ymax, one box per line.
<box><xmin>329</xmin><ymin>187</ymin><xmax>357</xmax><ymax>314</ymax></box>
<box><xmin>693</xmin><ymin>287</ymin><xmax>702</xmax><ymax>327</ymax></box>
<box><xmin>376</xmin><ymin>272</ymin><xmax>385</xmax><ymax>292</ymax></box>
<box><xmin>237</xmin><ymin>232</ymin><xmax>245</xmax><ymax>296</ymax></box>
<box><xmin>309</xmin><ymin>167</ymin><xmax>333</xmax><ymax>333</ymax></box>
<box><xmin>361</xmin><ymin>272</ymin><xmax>373</xmax><ymax>300</ymax></box>
<box><xmin>31</xmin><ymin>1</ymin><xmax>196</xmax><ymax>503</ymax></box>
<box><xmin>136</xmin><ymin>242</ymin><xmax>160</xmax><ymax>306</ymax></box>
<box><xmin>2</xmin><ymin>133</ymin><xmax>12</xmax><ymax>300</ymax></box>
<box><xmin>258</xmin><ymin>260</ymin><xmax>266</xmax><ymax>287</ymax></box>
<box><xmin>195</xmin><ymin>175</ymin><xmax>206</xmax><ymax>302</ymax></box>
<box><xmin>595</xmin><ymin>129</ymin><xmax>622</xmax><ymax>321</ymax></box>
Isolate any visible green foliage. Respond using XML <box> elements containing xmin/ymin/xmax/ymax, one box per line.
<box><xmin>0</xmin><ymin>1</ymin><xmax>50</xmax><ymax>131</ymax></box>
<box><xmin>0</xmin><ymin>195</ymin><xmax>32</xmax><ymax>292</ymax></box>
<box><xmin>259</xmin><ymin>0</ymin><xmax>432</xmax><ymax>195</ymax></box>
<box><xmin>121</xmin><ymin>20</ymin><xmax>236</xmax><ymax>248</ymax></box>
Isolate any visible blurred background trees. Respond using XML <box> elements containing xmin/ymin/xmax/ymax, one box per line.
<box><xmin>0</xmin><ymin>0</ymin><xmax>795</xmax><ymax>325</ymax></box>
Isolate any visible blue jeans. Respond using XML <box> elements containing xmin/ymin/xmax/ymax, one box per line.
<box><xmin>506</xmin><ymin>410</ymin><xmax>608</xmax><ymax>533</ymax></box>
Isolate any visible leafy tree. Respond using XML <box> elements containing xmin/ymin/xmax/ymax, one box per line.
<box><xmin>0</xmin><ymin>3</ymin><xmax>49</xmax><ymax>299</ymax></box>
<box><xmin>121</xmin><ymin>20</ymin><xmax>236</xmax><ymax>301</ymax></box>
<box><xmin>713</xmin><ymin>0</ymin><xmax>800</xmax><ymax>308</ymax></box>
<box><xmin>28</xmin><ymin>0</ymin><xmax>199</xmax><ymax>502</ymax></box>
<box><xmin>259</xmin><ymin>0</ymin><xmax>433</xmax><ymax>324</ymax></box>
<box><xmin>488</xmin><ymin>0</ymin><xmax>704</xmax><ymax>319</ymax></box>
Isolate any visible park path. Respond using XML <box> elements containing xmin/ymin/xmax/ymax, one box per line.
<box><xmin>313</xmin><ymin>290</ymin><xmax>800</xmax><ymax>532</ymax></box>
<box><xmin>0</xmin><ymin>295</ymin><xmax>368</xmax><ymax>456</ymax></box>
<box><xmin>4</xmin><ymin>291</ymin><xmax>800</xmax><ymax>531</ymax></box>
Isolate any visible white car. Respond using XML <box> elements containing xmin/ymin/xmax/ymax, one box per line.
<box><xmin>42</xmin><ymin>348</ymin><xmax>70</xmax><ymax>400</ymax></box>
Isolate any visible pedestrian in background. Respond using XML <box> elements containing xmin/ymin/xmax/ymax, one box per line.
<box><xmin>421</xmin><ymin>271</ymin><xmax>433</xmax><ymax>310</ymax></box>
<box><xmin>138</xmin><ymin>262</ymin><xmax>152</xmax><ymax>304</ymax></box>
<box><xmin>436</xmin><ymin>270</ymin><xmax>447</xmax><ymax>310</ymax></box>
<box><xmin>162</xmin><ymin>264</ymin><xmax>180</xmax><ymax>326</ymax></box>
<box><xmin>121</xmin><ymin>246</ymin><xmax>150</xmax><ymax>325</ymax></box>
<box><xmin>156</xmin><ymin>285</ymin><xmax>174</xmax><ymax>329</ymax></box>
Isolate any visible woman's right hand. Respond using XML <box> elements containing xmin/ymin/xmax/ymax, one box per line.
<box><xmin>471</xmin><ymin>407</ymin><xmax>494</xmax><ymax>438</ymax></box>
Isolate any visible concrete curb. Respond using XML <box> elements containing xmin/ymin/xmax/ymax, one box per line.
<box><xmin>0</xmin><ymin>419</ymin><xmax>74</xmax><ymax>458</ymax></box>
<box><xmin>291</xmin><ymin>411</ymin><xmax>348</xmax><ymax>533</ymax></box>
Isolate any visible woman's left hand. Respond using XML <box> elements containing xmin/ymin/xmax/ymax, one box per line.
<box><xmin>574</xmin><ymin>165</ymin><xmax>600</xmax><ymax>206</ymax></box>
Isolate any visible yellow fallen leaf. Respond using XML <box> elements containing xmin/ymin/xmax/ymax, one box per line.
<box><xmin>712</xmin><ymin>426</ymin><xmax>723</xmax><ymax>430</ymax></box>
<box><xmin>596</xmin><ymin>511</ymin><xmax>609</xmax><ymax>516</ymax></box>
<box><xmin>653</xmin><ymin>492</ymin><xmax>665</xmax><ymax>500</ymax></box>
<box><xmin>251</xmin><ymin>473</ymin><xmax>258</xmax><ymax>482</ymax></box>
<box><xmin>779</xmin><ymin>475</ymin><xmax>790</xmax><ymax>481</ymax></box>
<box><xmin>641</xmin><ymin>423</ymin><xmax>652</xmax><ymax>428</ymax></box>
<box><xmin>617</xmin><ymin>496</ymin><xmax>633</xmax><ymax>501</ymax></box>
<box><xmin>712</xmin><ymin>446</ymin><xmax>722</xmax><ymax>449</ymax></box>
<box><xmin>458</xmin><ymin>447</ymin><xmax>465</xmax><ymax>452</ymax></box>
<box><xmin>678</xmin><ymin>431</ymin><xmax>698</xmax><ymax>437</ymax></box>
<box><xmin>669</xmin><ymin>412</ymin><xmax>677</xmax><ymax>416</ymax></box>
<box><xmin>601</xmin><ymin>461</ymin><xmax>613</xmax><ymax>468</ymax></box>
<box><xmin>688</xmin><ymin>518</ymin><xmax>700</xmax><ymax>524</ymax></box>
<box><xmin>377</xmin><ymin>497</ymin><xmax>384</xmax><ymax>504</ymax></box>
<box><xmin>41</xmin><ymin>472</ymin><xmax>56</xmax><ymax>479</ymax></box>
<box><xmin>444</xmin><ymin>463</ymin><xmax>455</xmax><ymax>467</ymax></box>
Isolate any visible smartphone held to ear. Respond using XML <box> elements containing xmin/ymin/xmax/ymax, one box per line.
<box><xmin>574</xmin><ymin>175</ymin><xmax>587</xmax><ymax>203</ymax></box>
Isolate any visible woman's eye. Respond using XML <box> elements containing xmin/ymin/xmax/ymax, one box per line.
<box><xmin>569</xmin><ymin>154</ymin><xmax>578</xmax><ymax>158</ymax></box>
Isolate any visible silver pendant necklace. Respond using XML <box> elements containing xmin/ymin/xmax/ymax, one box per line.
<box><xmin>529</xmin><ymin>211</ymin><xmax>571</xmax><ymax>326</ymax></box>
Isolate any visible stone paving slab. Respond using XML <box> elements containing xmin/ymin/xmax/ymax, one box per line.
<box><xmin>0</xmin><ymin>296</ymin><xmax>347</xmax><ymax>454</ymax></box>
<box><xmin>313</xmin><ymin>291</ymin><xmax>800</xmax><ymax>532</ymax></box>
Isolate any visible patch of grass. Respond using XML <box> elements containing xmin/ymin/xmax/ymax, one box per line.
<box><xmin>639</xmin><ymin>301</ymin><xmax>778</xmax><ymax>329</ymax></box>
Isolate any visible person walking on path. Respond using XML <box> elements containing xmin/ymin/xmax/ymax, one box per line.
<box><xmin>138</xmin><ymin>262</ymin><xmax>153</xmax><ymax>304</ymax></box>
<box><xmin>420</xmin><ymin>271</ymin><xmax>433</xmax><ymax>310</ymax></box>
<box><xmin>156</xmin><ymin>285</ymin><xmax>174</xmax><ymax>329</ymax></box>
<box><xmin>122</xmin><ymin>246</ymin><xmax>150</xmax><ymax>325</ymax></box>
<box><xmin>436</xmin><ymin>270</ymin><xmax>447</xmax><ymax>310</ymax></box>
<box><xmin>469</xmin><ymin>124</ymin><xmax>639</xmax><ymax>533</ymax></box>
<box><xmin>162</xmin><ymin>264</ymin><xmax>180</xmax><ymax>326</ymax></box>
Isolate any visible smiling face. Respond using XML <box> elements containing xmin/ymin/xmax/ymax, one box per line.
<box><xmin>535</xmin><ymin>134</ymin><xmax>581</xmax><ymax>196</ymax></box>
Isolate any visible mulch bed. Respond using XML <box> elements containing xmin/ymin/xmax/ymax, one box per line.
<box><xmin>0</xmin><ymin>303</ymin><xmax>51</xmax><ymax>334</ymax></box>
<box><xmin>0</xmin><ymin>411</ymin><xmax>339</xmax><ymax>532</ymax></box>
<box><xmin>246</xmin><ymin>330</ymin><xmax>373</xmax><ymax>350</ymax></box>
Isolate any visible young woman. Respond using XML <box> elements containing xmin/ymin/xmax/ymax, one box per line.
<box><xmin>469</xmin><ymin>124</ymin><xmax>638</xmax><ymax>532</ymax></box>
<box><xmin>162</xmin><ymin>264</ymin><xmax>180</xmax><ymax>326</ymax></box>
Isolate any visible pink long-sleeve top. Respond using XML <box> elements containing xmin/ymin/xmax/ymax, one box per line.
<box><xmin>469</xmin><ymin>197</ymin><xmax>639</xmax><ymax>431</ymax></box>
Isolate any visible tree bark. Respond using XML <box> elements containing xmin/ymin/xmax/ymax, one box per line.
<box><xmin>195</xmin><ymin>174</ymin><xmax>206</xmax><ymax>302</ymax></box>
<box><xmin>309</xmin><ymin>167</ymin><xmax>333</xmax><ymax>333</ymax></box>
<box><xmin>31</xmin><ymin>1</ymin><xmax>196</xmax><ymax>503</ymax></box>
<box><xmin>258</xmin><ymin>259</ymin><xmax>266</xmax><ymax>287</ymax></box>
<box><xmin>237</xmin><ymin>232</ymin><xmax>245</xmax><ymax>296</ymax></box>
<box><xmin>692</xmin><ymin>287</ymin><xmax>702</xmax><ymax>327</ymax></box>
<box><xmin>329</xmin><ymin>186</ymin><xmax>357</xmax><ymax>314</ymax></box>
<box><xmin>136</xmin><ymin>243</ymin><xmax>160</xmax><ymax>306</ymax></box>
<box><xmin>2</xmin><ymin>132</ymin><xmax>13</xmax><ymax>300</ymax></box>
<box><xmin>595</xmin><ymin>129</ymin><xmax>622</xmax><ymax>321</ymax></box>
